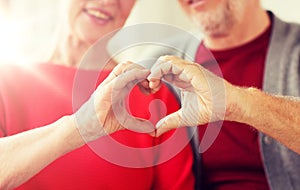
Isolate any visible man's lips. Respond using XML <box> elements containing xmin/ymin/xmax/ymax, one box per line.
<box><xmin>187</xmin><ymin>0</ymin><xmax>204</xmax><ymax>5</ymax></box>
<box><xmin>186</xmin><ymin>0</ymin><xmax>207</xmax><ymax>10</ymax></box>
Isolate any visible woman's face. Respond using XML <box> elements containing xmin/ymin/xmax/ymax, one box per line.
<box><xmin>67</xmin><ymin>0</ymin><xmax>136</xmax><ymax>44</ymax></box>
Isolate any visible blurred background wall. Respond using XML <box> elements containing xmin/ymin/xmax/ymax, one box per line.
<box><xmin>0</xmin><ymin>0</ymin><xmax>299</xmax><ymax>64</ymax></box>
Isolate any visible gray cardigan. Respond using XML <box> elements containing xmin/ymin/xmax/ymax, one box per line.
<box><xmin>134</xmin><ymin>13</ymin><xmax>300</xmax><ymax>190</ymax></box>
<box><xmin>260</xmin><ymin>14</ymin><xmax>300</xmax><ymax>190</ymax></box>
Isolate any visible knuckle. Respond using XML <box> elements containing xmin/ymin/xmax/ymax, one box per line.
<box><xmin>159</xmin><ymin>55</ymin><xmax>174</xmax><ymax>61</ymax></box>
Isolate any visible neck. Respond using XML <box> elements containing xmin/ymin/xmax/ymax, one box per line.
<box><xmin>50</xmin><ymin>35</ymin><xmax>90</xmax><ymax>68</ymax></box>
<box><xmin>203</xmin><ymin>9</ymin><xmax>270</xmax><ymax>50</ymax></box>
<box><xmin>50</xmin><ymin>35</ymin><xmax>118</xmax><ymax>70</ymax></box>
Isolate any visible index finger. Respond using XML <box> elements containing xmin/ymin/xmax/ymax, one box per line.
<box><xmin>101</xmin><ymin>61</ymin><xmax>138</xmax><ymax>87</ymax></box>
<box><xmin>147</xmin><ymin>57</ymin><xmax>171</xmax><ymax>92</ymax></box>
<box><xmin>147</xmin><ymin>56</ymin><xmax>188</xmax><ymax>92</ymax></box>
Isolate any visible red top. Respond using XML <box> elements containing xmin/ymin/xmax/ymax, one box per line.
<box><xmin>0</xmin><ymin>63</ymin><xmax>194</xmax><ymax>189</ymax></box>
<box><xmin>195</xmin><ymin>25</ymin><xmax>272</xmax><ymax>189</ymax></box>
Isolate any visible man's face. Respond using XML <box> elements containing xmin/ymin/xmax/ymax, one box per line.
<box><xmin>178</xmin><ymin>0</ymin><xmax>247</xmax><ymax>37</ymax></box>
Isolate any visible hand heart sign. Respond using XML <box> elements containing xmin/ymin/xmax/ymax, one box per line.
<box><xmin>72</xmin><ymin>23</ymin><xmax>226</xmax><ymax>168</ymax></box>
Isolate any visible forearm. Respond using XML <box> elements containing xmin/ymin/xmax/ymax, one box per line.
<box><xmin>0</xmin><ymin>115</ymin><xmax>85</xmax><ymax>189</ymax></box>
<box><xmin>226</xmin><ymin>86</ymin><xmax>300</xmax><ymax>154</ymax></box>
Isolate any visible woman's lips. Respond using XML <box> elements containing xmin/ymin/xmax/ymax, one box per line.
<box><xmin>84</xmin><ymin>8</ymin><xmax>113</xmax><ymax>23</ymax></box>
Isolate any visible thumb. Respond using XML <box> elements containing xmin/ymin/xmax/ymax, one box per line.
<box><xmin>155</xmin><ymin>110</ymin><xmax>183</xmax><ymax>136</ymax></box>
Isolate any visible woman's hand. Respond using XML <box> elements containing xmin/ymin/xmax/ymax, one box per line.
<box><xmin>75</xmin><ymin>62</ymin><xmax>153</xmax><ymax>142</ymax></box>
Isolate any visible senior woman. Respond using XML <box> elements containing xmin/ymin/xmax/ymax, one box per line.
<box><xmin>0</xmin><ymin>0</ymin><xmax>195</xmax><ymax>189</ymax></box>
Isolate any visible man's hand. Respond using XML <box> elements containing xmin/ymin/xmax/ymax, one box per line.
<box><xmin>75</xmin><ymin>62</ymin><xmax>153</xmax><ymax>142</ymax></box>
<box><xmin>148</xmin><ymin>55</ymin><xmax>228</xmax><ymax>136</ymax></box>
